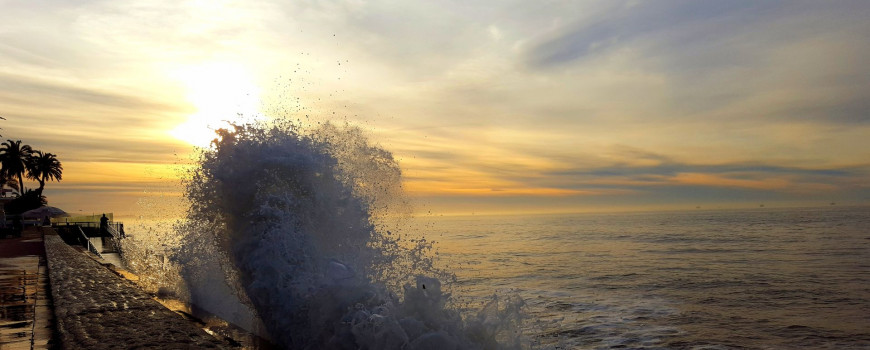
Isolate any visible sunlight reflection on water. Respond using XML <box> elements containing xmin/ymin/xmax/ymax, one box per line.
<box><xmin>417</xmin><ymin>206</ymin><xmax>870</xmax><ymax>349</ymax></box>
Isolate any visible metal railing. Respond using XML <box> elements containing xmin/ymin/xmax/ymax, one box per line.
<box><xmin>54</xmin><ymin>220</ymin><xmax>125</xmax><ymax>257</ymax></box>
<box><xmin>105</xmin><ymin>223</ymin><xmax>123</xmax><ymax>240</ymax></box>
<box><xmin>104</xmin><ymin>224</ymin><xmax>123</xmax><ymax>254</ymax></box>
<box><xmin>76</xmin><ymin>225</ymin><xmax>103</xmax><ymax>259</ymax></box>
<box><xmin>60</xmin><ymin>221</ymin><xmax>122</xmax><ymax>232</ymax></box>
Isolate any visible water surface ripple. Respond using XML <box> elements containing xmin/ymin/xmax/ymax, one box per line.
<box><xmin>422</xmin><ymin>206</ymin><xmax>870</xmax><ymax>349</ymax></box>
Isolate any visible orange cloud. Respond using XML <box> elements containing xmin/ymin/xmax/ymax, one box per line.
<box><xmin>669</xmin><ymin>172</ymin><xmax>842</xmax><ymax>193</ymax></box>
<box><xmin>404</xmin><ymin>182</ymin><xmax>595</xmax><ymax>196</ymax></box>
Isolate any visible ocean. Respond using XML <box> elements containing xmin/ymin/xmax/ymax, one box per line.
<box><xmin>419</xmin><ymin>206</ymin><xmax>870</xmax><ymax>349</ymax></box>
<box><xmin>120</xmin><ymin>123</ymin><xmax>869</xmax><ymax>349</ymax></box>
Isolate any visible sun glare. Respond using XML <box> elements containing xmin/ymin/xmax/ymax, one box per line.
<box><xmin>169</xmin><ymin>62</ymin><xmax>263</xmax><ymax>147</ymax></box>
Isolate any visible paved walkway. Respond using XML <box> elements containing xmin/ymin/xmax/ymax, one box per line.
<box><xmin>43</xmin><ymin>231</ymin><xmax>228</xmax><ymax>349</ymax></box>
<box><xmin>0</xmin><ymin>226</ymin><xmax>53</xmax><ymax>349</ymax></box>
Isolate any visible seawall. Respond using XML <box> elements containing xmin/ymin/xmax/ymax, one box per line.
<box><xmin>43</xmin><ymin>232</ymin><xmax>228</xmax><ymax>349</ymax></box>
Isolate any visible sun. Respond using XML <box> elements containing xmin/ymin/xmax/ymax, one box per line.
<box><xmin>169</xmin><ymin>62</ymin><xmax>263</xmax><ymax>147</ymax></box>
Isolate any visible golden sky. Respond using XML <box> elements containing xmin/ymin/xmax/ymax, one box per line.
<box><xmin>1</xmin><ymin>1</ymin><xmax>869</xmax><ymax>216</ymax></box>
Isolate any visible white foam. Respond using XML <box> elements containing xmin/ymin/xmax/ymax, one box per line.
<box><xmin>132</xmin><ymin>121</ymin><xmax>528</xmax><ymax>349</ymax></box>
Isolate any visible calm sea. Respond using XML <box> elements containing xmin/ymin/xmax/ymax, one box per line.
<box><xmin>419</xmin><ymin>206</ymin><xmax>870</xmax><ymax>349</ymax></box>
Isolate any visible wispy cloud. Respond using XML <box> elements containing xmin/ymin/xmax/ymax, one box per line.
<box><xmin>2</xmin><ymin>0</ymin><xmax>869</xmax><ymax>214</ymax></box>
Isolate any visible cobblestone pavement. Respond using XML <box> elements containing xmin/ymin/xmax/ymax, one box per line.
<box><xmin>44</xmin><ymin>233</ymin><xmax>228</xmax><ymax>349</ymax></box>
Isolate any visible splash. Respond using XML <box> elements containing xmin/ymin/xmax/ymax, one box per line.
<box><xmin>156</xmin><ymin>120</ymin><xmax>525</xmax><ymax>349</ymax></box>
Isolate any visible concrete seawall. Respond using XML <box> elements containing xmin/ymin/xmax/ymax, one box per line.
<box><xmin>43</xmin><ymin>233</ymin><xmax>228</xmax><ymax>349</ymax></box>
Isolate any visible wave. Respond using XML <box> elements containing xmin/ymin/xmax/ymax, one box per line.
<box><xmin>131</xmin><ymin>121</ymin><xmax>525</xmax><ymax>349</ymax></box>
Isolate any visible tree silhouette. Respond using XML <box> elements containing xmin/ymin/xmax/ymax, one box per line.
<box><xmin>0</xmin><ymin>139</ymin><xmax>33</xmax><ymax>193</ymax></box>
<box><xmin>1</xmin><ymin>176</ymin><xmax>19</xmax><ymax>195</ymax></box>
<box><xmin>26</xmin><ymin>150</ymin><xmax>63</xmax><ymax>195</ymax></box>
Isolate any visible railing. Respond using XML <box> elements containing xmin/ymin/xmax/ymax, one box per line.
<box><xmin>76</xmin><ymin>225</ymin><xmax>103</xmax><ymax>259</ymax></box>
<box><xmin>104</xmin><ymin>223</ymin><xmax>123</xmax><ymax>240</ymax></box>
<box><xmin>54</xmin><ymin>220</ymin><xmax>124</xmax><ymax>257</ymax></box>
<box><xmin>55</xmin><ymin>221</ymin><xmax>123</xmax><ymax>237</ymax></box>
<box><xmin>60</xmin><ymin>221</ymin><xmax>122</xmax><ymax>231</ymax></box>
<box><xmin>104</xmin><ymin>224</ymin><xmax>124</xmax><ymax>254</ymax></box>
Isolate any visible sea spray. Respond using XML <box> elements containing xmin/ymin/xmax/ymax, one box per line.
<box><xmin>153</xmin><ymin>120</ymin><xmax>528</xmax><ymax>349</ymax></box>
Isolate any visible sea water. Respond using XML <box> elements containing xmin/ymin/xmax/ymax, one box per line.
<box><xmin>121</xmin><ymin>120</ymin><xmax>868</xmax><ymax>349</ymax></box>
<box><xmin>419</xmin><ymin>207</ymin><xmax>870</xmax><ymax>349</ymax></box>
<box><xmin>123</xmin><ymin>122</ymin><xmax>525</xmax><ymax>349</ymax></box>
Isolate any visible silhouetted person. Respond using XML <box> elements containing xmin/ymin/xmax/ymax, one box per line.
<box><xmin>100</xmin><ymin>214</ymin><xmax>109</xmax><ymax>236</ymax></box>
<box><xmin>43</xmin><ymin>215</ymin><xmax>51</xmax><ymax>226</ymax></box>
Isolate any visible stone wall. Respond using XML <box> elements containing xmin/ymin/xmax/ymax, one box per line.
<box><xmin>44</xmin><ymin>234</ymin><xmax>228</xmax><ymax>349</ymax></box>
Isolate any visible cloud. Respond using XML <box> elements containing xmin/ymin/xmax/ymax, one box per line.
<box><xmin>543</xmin><ymin>159</ymin><xmax>865</xmax><ymax>195</ymax></box>
<box><xmin>397</xmin><ymin>129</ymin><xmax>868</xmax><ymax>203</ymax></box>
<box><xmin>516</xmin><ymin>1</ymin><xmax>870</xmax><ymax>127</ymax></box>
<box><xmin>2</xmin><ymin>0</ymin><xmax>869</xmax><ymax>215</ymax></box>
<box><xmin>522</xmin><ymin>1</ymin><xmax>770</xmax><ymax>68</ymax></box>
<box><xmin>0</xmin><ymin>73</ymin><xmax>181</xmax><ymax>113</ymax></box>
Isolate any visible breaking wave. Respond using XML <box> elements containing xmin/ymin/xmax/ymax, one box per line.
<box><xmin>129</xmin><ymin>120</ymin><xmax>525</xmax><ymax>349</ymax></box>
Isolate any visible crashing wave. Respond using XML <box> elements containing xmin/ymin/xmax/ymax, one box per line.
<box><xmin>152</xmin><ymin>120</ymin><xmax>527</xmax><ymax>349</ymax></box>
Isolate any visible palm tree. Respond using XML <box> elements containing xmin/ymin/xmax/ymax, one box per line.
<box><xmin>0</xmin><ymin>175</ymin><xmax>18</xmax><ymax>197</ymax></box>
<box><xmin>0</xmin><ymin>140</ymin><xmax>33</xmax><ymax>194</ymax></box>
<box><xmin>26</xmin><ymin>150</ymin><xmax>63</xmax><ymax>195</ymax></box>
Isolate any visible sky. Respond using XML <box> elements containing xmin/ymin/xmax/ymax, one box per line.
<box><xmin>1</xmin><ymin>0</ymin><xmax>869</xmax><ymax>216</ymax></box>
